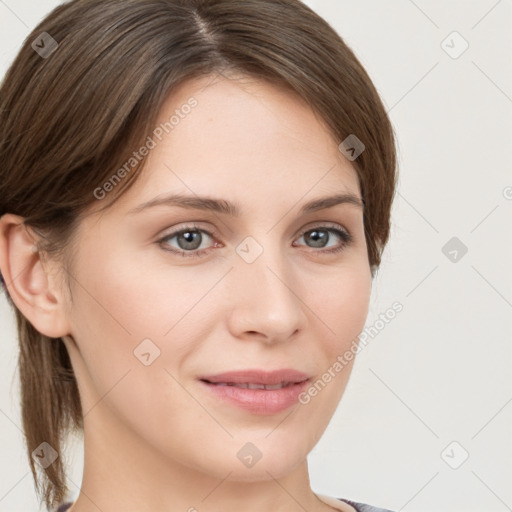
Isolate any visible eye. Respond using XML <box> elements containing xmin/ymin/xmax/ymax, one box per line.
<box><xmin>157</xmin><ymin>223</ymin><xmax>353</xmax><ymax>258</ymax></box>
<box><xmin>157</xmin><ymin>224</ymin><xmax>218</xmax><ymax>258</ymax></box>
<box><xmin>293</xmin><ymin>224</ymin><xmax>353</xmax><ymax>254</ymax></box>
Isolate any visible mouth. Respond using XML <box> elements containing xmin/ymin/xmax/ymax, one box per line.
<box><xmin>197</xmin><ymin>369</ymin><xmax>312</xmax><ymax>415</ymax></box>
<box><xmin>198</xmin><ymin>368</ymin><xmax>310</xmax><ymax>385</ymax></box>
<box><xmin>199</xmin><ymin>380</ymin><xmax>305</xmax><ymax>390</ymax></box>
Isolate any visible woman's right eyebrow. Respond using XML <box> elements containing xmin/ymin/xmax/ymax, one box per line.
<box><xmin>128</xmin><ymin>193</ymin><xmax>239</xmax><ymax>216</ymax></box>
<box><xmin>127</xmin><ymin>192</ymin><xmax>364</xmax><ymax>217</ymax></box>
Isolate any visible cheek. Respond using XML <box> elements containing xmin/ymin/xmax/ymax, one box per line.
<box><xmin>307</xmin><ymin>265</ymin><xmax>372</xmax><ymax>352</ymax></box>
<box><xmin>68</xmin><ymin>269</ymin><xmax>195</xmax><ymax>439</ymax></box>
<box><xmin>73</xmin><ymin>246</ymin><xmax>206</xmax><ymax>343</ymax></box>
<box><xmin>67</xmin><ymin>254</ymin><xmax>212</xmax><ymax>407</ymax></box>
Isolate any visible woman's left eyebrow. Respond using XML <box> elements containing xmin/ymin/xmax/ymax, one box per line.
<box><xmin>127</xmin><ymin>192</ymin><xmax>364</xmax><ymax>217</ymax></box>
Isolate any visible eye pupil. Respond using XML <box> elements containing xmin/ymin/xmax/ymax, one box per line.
<box><xmin>179</xmin><ymin>230</ymin><xmax>202</xmax><ymax>250</ymax></box>
<box><xmin>305</xmin><ymin>229</ymin><xmax>328</xmax><ymax>248</ymax></box>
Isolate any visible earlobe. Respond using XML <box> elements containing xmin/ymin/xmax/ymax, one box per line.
<box><xmin>0</xmin><ymin>213</ymin><xmax>72</xmax><ymax>339</ymax></box>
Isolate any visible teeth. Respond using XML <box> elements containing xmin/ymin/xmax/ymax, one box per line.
<box><xmin>247</xmin><ymin>383</ymin><xmax>265</xmax><ymax>389</ymax></box>
<box><xmin>263</xmin><ymin>383</ymin><xmax>286</xmax><ymax>390</ymax></box>
<box><xmin>212</xmin><ymin>381</ymin><xmax>293</xmax><ymax>390</ymax></box>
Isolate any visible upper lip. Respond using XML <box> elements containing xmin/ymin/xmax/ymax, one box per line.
<box><xmin>199</xmin><ymin>369</ymin><xmax>310</xmax><ymax>385</ymax></box>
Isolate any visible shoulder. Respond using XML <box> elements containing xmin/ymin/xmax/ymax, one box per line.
<box><xmin>338</xmin><ymin>497</ymin><xmax>396</xmax><ymax>512</ymax></box>
<box><xmin>316</xmin><ymin>492</ymin><xmax>395</xmax><ymax>512</ymax></box>
<box><xmin>53</xmin><ymin>498</ymin><xmax>396</xmax><ymax>512</ymax></box>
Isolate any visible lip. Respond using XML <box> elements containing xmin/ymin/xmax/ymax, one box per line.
<box><xmin>198</xmin><ymin>369</ymin><xmax>311</xmax><ymax>415</ymax></box>
<box><xmin>198</xmin><ymin>368</ymin><xmax>310</xmax><ymax>385</ymax></box>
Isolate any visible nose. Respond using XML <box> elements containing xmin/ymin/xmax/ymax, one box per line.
<box><xmin>226</xmin><ymin>242</ymin><xmax>308</xmax><ymax>344</ymax></box>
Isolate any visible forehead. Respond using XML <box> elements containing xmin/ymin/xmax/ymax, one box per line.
<box><xmin>94</xmin><ymin>73</ymin><xmax>361</xmax><ymax>219</ymax></box>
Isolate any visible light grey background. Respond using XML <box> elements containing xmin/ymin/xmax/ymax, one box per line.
<box><xmin>1</xmin><ymin>1</ymin><xmax>511</xmax><ymax>511</ymax></box>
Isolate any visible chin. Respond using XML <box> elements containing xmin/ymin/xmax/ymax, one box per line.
<box><xmin>222</xmin><ymin>457</ymin><xmax>303</xmax><ymax>482</ymax></box>
<box><xmin>222</xmin><ymin>439</ymin><xmax>309</xmax><ymax>482</ymax></box>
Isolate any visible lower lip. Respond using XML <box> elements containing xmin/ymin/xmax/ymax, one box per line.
<box><xmin>199</xmin><ymin>379</ymin><xmax>310</xmax><ymax>415</ymax></box>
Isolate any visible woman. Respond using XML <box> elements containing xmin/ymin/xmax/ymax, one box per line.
<box><xmin>0</xmin><ymin>1</ymin><xmax>398</xmax><ymax>511</ymax></box>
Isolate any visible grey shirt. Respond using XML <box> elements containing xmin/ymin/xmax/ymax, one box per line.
<box><xmin>338</xmin><ymin>497</ymin><xmax>395</xmax><ymax>512</ymax></box>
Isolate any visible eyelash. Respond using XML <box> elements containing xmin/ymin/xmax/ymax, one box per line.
<box><xmin>157</xmin><ymin>223</ymin><xmax>354</xmax><ymax>259</ymax></box>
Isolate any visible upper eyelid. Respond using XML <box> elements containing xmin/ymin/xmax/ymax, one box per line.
<box><xmin>160</xmin><ymin>220</ymin><xmax>350</xmax><ymax>238</ymax></box>
<box><xmin>158</xmin><ymin>221</ymin><xmax>352</xmax><ymax>248</ymax></box>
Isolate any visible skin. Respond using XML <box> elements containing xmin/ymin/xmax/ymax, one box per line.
<box><xmin>0</xmin><ymin>73</ymin><xmax>373</xmax><ymax>512</ymax></box>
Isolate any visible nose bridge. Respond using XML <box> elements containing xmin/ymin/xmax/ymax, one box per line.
<box><xmin>228</xmin><ymin>233</ymin><xmax>305</xmax><ymax>339</ymax></box>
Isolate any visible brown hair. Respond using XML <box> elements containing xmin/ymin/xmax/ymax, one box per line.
<box><xmin>0</xmin><ymin>0</ymin><xmax>398</xmax><ymax>509</ymax></box>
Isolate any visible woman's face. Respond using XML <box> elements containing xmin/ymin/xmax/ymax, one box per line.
<box><xmin>60</xmin><ymin>73</ymin><xmax>372</xmax><ymax>481</ymax></box>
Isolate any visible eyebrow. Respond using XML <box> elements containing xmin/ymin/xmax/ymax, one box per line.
<box><xmin>127</xmin><ymin>192</ymin><xmax>364</xmax><ymax>216</ymax></box>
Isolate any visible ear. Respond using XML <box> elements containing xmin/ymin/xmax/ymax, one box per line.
<box><xmin>0</xmin><ymin>213</ymin><xmax>72</xmax><ymax>339</ymax></box>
